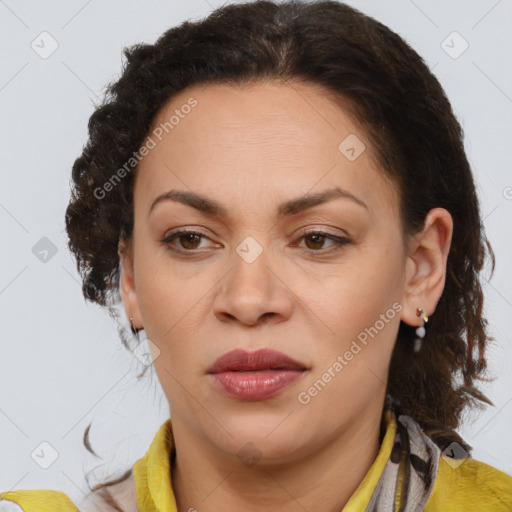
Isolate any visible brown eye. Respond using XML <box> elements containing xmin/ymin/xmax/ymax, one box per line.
<box><xmin>298</xmin><ymin>231</ymin><xmax>352</xmax><ymax>252</ymax></box>
<box><xmin>177</xmin><ymin>233</ymin><xmax>202</xmax><ymax>250</ymax></box>
<box><xmin>303</xmin><ymin>233</ymin><xmax>328</xmax><ymax>250</ymax></box>
<box><xmin>161</xmin><ymin>229</ymin><xmax>351</xmax><ymax>255</ymax></box>
<box><xmin>161</xmin><ymin>230</ymin><xmax>210</xmax><ymax>252</ymax></box>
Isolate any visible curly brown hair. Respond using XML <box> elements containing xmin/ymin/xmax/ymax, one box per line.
<box><xmin>65</xmin><ymin>0</ymin><xmax>497</xmax><ymax>508</ymax></box>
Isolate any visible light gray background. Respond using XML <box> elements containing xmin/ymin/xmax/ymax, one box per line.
<box><xmin>1</xmin><ymin>0</ymin><xmax>511</xmax><ymax>504</ymax></box>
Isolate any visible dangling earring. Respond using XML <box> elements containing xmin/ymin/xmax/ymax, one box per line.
<box><xmin>414</xmin><ymin>307</ymin><xmax>429</xmax><ymax>353</ymax></box>
<box><xmin>129</xmin><ymin>317</ymin><xmax>140</xmax><ymax>339</ymax></box>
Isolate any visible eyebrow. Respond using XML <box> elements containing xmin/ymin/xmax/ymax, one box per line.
<box><xmin>148</xmin><ymin>186</ymin><xmax>369</xmax><ymax>219</ymax></box>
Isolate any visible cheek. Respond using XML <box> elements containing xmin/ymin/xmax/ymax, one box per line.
<box><xmin>296</xmin><ymin>293</ymin><xmax>401</xmax><ymax>421</ymax></box>
<box><xmin>134</xmin><ymin>237</ymin><xmax>205</xmax><ymax>323</ymax></box>
<box><xmin>133</xmin><ymin>249</ymin><xmax>217</xmax><ymax>376</ymax></box>
<box><xmin>298</xmin><ymin>242</ymin><xmax>402</xmax><ymax>333</ymax></box>
<box><xmin>295</xmin><ymin>241</ymin><xmax>403</xmax><ymax>404</ymax></box>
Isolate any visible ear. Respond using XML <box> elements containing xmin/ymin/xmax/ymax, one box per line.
<box><xmin>400</xmin><ymin>207</ymin><xmax>453</xmax><ymax>327</ymax></box>
<box><xmin>118</xmin><ymin>239</ymin><xmax>143</xmax><ymax>330</ymax></box>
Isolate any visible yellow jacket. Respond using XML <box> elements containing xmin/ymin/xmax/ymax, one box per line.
<box><xmin>2</xmin><ymin>411</ymin><xmax>512</xmax><ymax>511</ymax></box>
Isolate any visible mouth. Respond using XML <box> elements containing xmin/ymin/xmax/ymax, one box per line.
<box><xmin>208</xmin><ymin>348</ymin><xmax>308</xmax><ymax>373</ymax></box>
<box><xmin>208</xmin><ymin>348</ymin><xmax>308</xmax><ymax>401</ymax></box>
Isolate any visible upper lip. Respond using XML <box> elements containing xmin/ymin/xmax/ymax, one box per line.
<box><xmin>208</xmin><ymin>348</ymin><xmax>307</xmax><ymax>373</ymax></box>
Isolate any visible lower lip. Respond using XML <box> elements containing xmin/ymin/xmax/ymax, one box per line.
<box><xmin>211</xmin><ymin>370</ymin><xmax>305</xmax><ymax>401</ymax></box>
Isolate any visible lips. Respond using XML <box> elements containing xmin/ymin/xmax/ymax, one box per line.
<box><xmin>209</xmin><ymin>348</ymin><xmax>307</xmax><ymax>373</ymax></box>
<box><xmin>208</xmin><ymin>348</ymin><xmax>308</xmax><ymax>401</ymax></box>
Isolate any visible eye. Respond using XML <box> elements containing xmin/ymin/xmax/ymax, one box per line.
<box><xmin>295</xmin><ymin>230</ymin><xmax>352</xmax><ymax>252</ymax></box>
<box><xmin>161</xmin><ymin>230</ymin><xmax>213</xmax><ymax>251</ymax></box>
<box><xmin>160</xmin><ymin>229</ymin><xmax>352</xmax><ymax>254</ymax></box>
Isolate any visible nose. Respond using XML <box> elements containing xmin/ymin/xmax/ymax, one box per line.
<box><xmin>212</xmin><ymin>245</ymin><xmax>293</xmax><ymax>327</ymax></box>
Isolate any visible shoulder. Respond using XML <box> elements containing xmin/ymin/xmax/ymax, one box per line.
<box><xmin>79</xmin><ymin>471</ymin><xmax>138</xmax><ymax>512</ymax></box>
<box><xmin>0</xmin><ymin>490</ymin><xmax>79</xmax><ymax>511</ymax></box>
<box><xmin>425</xmin><ymin>454</ymin><xmax>512</xmax><ymax>512</ymax></box>
<box><xmin>0</xmin><ymin>473</ymin><xmax>137</xmax><ymax>512</ymax></box>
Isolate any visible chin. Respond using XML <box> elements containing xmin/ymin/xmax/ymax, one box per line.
<box><xmin>213</xmin><ymin>409</ymin><xmax>312</xmax><ymax>461</ymax></box>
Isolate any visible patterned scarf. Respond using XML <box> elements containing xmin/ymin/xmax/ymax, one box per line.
<box><xmin>366</xmin><ymin>405</ymin><xmax>442</xmax><ymax>512</ymax></box>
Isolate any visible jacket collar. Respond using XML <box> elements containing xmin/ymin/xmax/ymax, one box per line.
<box><xmin>132</xmin><ymin>409</ymin><xmax>397</xmax><ymax>511</ymax></box>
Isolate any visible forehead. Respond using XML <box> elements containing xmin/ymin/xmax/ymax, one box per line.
<box><xmin>135</xmin><ymin>80</ymin><xmax>399</xmax><ymax>221</ymax></box>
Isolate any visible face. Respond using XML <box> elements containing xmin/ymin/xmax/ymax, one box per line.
<box><xmin>120</xmin><ymin>80</ymin><xmax>412</xmax><ymax>464</ymax></box>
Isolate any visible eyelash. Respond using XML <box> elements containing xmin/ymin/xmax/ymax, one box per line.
<box><xmin>160</xmin><ymin>229</ymin><xmax>352</xmax><ymax>255</ymax></box>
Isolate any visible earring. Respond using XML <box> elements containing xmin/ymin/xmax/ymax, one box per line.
<box><xmin>129</xmin><ymin>317</ymin><xmax>140</xmax><ymax>338</ymax></box>
<box><xmin>413</xmin><ymin>307</ymin><xmax>429</xmax><ymax>353</ymax></box>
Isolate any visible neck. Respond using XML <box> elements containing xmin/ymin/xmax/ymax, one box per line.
<box><xmin>171</xmin><ymin>403</ymin><xmax>387</xmax><ymax>512</ymax></box>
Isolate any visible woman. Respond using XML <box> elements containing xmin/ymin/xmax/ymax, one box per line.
<box><xmin>1</xmin><ymin>1</ymin><xmax>511</xmax><ymax>510</ymax></box>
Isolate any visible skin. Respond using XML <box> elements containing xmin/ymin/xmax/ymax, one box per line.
<box><xmin>118</xmin><ymin>80</ymin><xmax>453</xmax><ymax>512</ymax></box>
